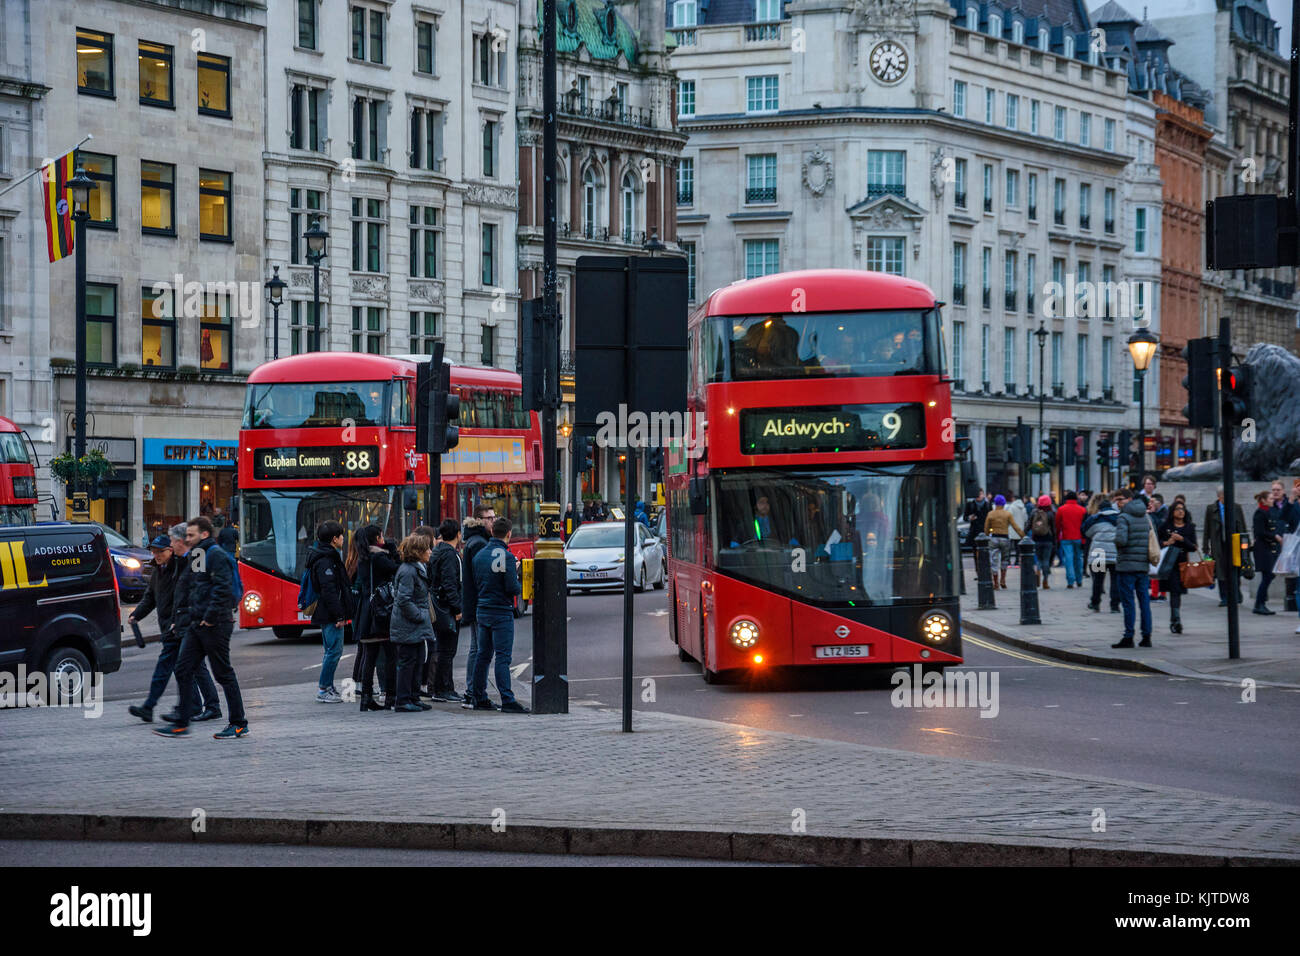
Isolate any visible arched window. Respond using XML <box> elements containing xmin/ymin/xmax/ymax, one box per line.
<box><xmin>1039</xmin><ymin>27</ymin><xmax>1049</xmax><ymax>50</ymax></box>
<box><xmin>989</xmin><ymin>14</ymin><xmax>1001</xmax><ymax>38</ymax></box>
<box><xmin>1012</xmin><ymin>20</ymin><xmax>1024</xmax><ymax>44</ymax></box>
<box><xmin>1064</xmin><ymin>34</ymin><xmax>1075</xmax><ymax>59</ymax></box>
<box><xmin>621</xmin><ymin>170</ymin><xmax>637</xmax><ymax>242</ymax></box>
<box><xmin>966</xmin><ymin>6</ymin><xmax>978</xmax><ymax>30</ymax></box>
<box><xmin>583</xmin><ymin>166</ymin><xmax>600</xmax><ymax>238</ymax></box>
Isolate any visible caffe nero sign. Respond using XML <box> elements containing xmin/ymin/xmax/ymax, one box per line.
<box><xmin>741</xmin><ymin>403</ymin><xmax>926</xmax><ymax>455</ymax></box>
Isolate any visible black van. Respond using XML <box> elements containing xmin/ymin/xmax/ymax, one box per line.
<box><xmin>0</xmin><ymin>523</ymin><xmax>122</xmax><ymax>694</ymax></box>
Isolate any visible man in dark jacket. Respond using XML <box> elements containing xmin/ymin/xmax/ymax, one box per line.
<box><xmin>154</xmin><ymin>516</ymin><xmax>248</xmax><ymax>739</ymax></box>
<box><xmin>460</xmin><ymin>508</ymin><xmax>494</xmax><ymax>708</ymax></box>
<box><xmin>964</xmin><ymin>490</ymin><xmax>991</xmax><ymax>551</ymax></box>
<box><xmin>1252</xmin><ymin>489</ymin><xmax>1285</xmax><ymax>615</ymax></box>
<box><xmin>1204</xmin><ymin>487</ymin><xmax>1247</xmax><ymax>607</ymax></box>
<box><xmin>307</xmin><ymin>520</ymin><xmax>353</xmax><ymax>703</ymax></box>
<box><xmin>128</xmin><ymin>529</ymin><xmax>220</xmax><ymax>723</ymax></box>
<box><xmin>429</xmin><ymin>518</ymin><xmax>464</xmax><ymax>701</ymax></box>
<box><xmin>1112</xmin><ymin>491</ymin><xmax>1154</xmax><ymax>648</ymax></box>
<box><xmin>469</xmin><ymin>517</ymin><xmax>527</xmax><ymax>713</ymax></box>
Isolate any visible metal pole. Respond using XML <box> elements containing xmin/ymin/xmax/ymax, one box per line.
<box><xmin>1137</xmin><ymin>369</ymin><xmax>1146</xmax><ymax>486</ymax></box>
<box><xmin>622</xmin><ymin>448</ymin><xmax>636</xmax><ymax>733</ymax></box>
<box><xmin>272</xmin><ymin>301</ymin><xmax>280</xmax><ymax>360</ymax></box>
<box><xmin>1037</xmin><ymin>331</ymin><xmax>1045</xmax><ymax>496</ymax></box>
<box><xmin>73</xmin><ymin>209</ymin><xmax>88</xmax><ymax>504</ymax></box>
<box><xmin>1219</xmin><ymin>316</ymin><xmax>1240</xmax><ymax>659</ymax></box>
<box><xmin>311</xmin><ymin>259</ymin><xmax>321</xmax><ymax>352</ymax></box>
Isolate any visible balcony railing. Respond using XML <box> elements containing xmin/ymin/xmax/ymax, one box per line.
<box><xmin>1079</xmin><ymin>214</ymin><xmax>1091</xmax><ymax>231</ymax></box>
<box><xmin>982</xmin><ymin>288</ymin><xmax>991</xmax><ymax>310</ymax></box>
<box><xmin>1256</xmin><ymin>277</ymin><xmax>1297</xmax><ymax>299</ymax></box>
<box><xmin>955</xmin><ymin>190</ymin><xmax>967</xmax><ymax>208</ymax></box>
<box><xmin>672</xmin><ymin>29</ymin><xmax>696</xmax><ymax>46</ymax></box>
<box><xmin>1004</xmin><ymin>291</ymin><xmax>1017</xmax><ymax>311</ymax></box>
<box><xmin>1078</xmin><ymin>387</ymin><xmax>1090</xmax><ymax>400</ymax></box>
<box><xmin>582</xmin><ymin>223</ymin><xmax>610</xmax><ymax>241</ymax></box>
<box><xmin>952</xmin><ymin>378</ymin><xmax>966</xmax><ymax>391</ymax></box>
<box><xmin>744</xmin><ymin>23</ymin><xmax>781</xmax><ymax>42</ymax></box>
<box><xmin>1052</xmin><ymin>383</ymin><xmax>1064</xmax><ymax>397</ymax></box>
<box><xmin>1054</xmin><ymin>209</ymin><xmax>1066</xmax><ymax>226</ymax></box>
<box><xmin>677</xmin><ymin>187</ymin><xmax>693</xmax><ymax>205</ymax></box>
<box><xmin>1104</xmin><ymin>218</ymin><xmax>1115</xmax><ymax>234</ymax></box>
<box><xmin>745</xmin><ymin>185</ymin><xmax>777</xmax><ymax>204</ymax></box>
<box><xmin>952</xmin><ymin>283</ymin><xmax>966</xmax><ymax>306</ymax></box>
<box><xmin>1005</xmin><ymin>383</ymin><xmax>1017</xmax><ymax>396</ymax></box>
<box><xmin>868</xmin><ymin>183</ymin><xmax>906</xmax><ymax>200</ymax></box>
<box><xmin>559</xmin><ymin>100</ymin><xmax>658</xmax><ymax>130</ymax></box>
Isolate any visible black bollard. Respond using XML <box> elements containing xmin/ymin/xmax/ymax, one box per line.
<box><xmin>1019</xmin><ymin>537</ymin><xmax>1041</xmax><ymax>625</ymax></box>
<box><xmin>974</xmin><ymin>533</ymin><xmax>996</xmax><ymax>609</ymax></box>
<box><xmin>1286</xmin><ymin>576</ymin><xmax>1297</xmax><ymax>613</ymax></box>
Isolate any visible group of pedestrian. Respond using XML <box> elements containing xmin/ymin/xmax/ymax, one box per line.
<box><xmin>128</xmin><ymin>516</ymin><xmax>249</xmax><ymax>739</ymax></box>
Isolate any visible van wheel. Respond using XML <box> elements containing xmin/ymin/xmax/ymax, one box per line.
<box><xmin>44</xmin><ymin>646</ymin><xmax>92</xmax><ymax>702</ymax></box>
<box><xmin>272</xmin><ymin>626</ymin><xmax>305</xmax><ymax>640</ymax></box>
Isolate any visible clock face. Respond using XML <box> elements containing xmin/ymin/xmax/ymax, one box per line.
<box><xmin>870</xmin><ymin>40</ymin><xmax>909</xmax><ymax>85</ymax></box>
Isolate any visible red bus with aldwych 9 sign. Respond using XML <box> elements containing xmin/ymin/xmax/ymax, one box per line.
<box><xmin>237</xmin><ymin>353</ymin><xmax>542</xmax><ymax>637</ymax></box>
<box><xmin>0</xmin><ymin>416</ymin><xmax>38</xmax><ymax>527</ymax></box>
<box><xmin>664</xmin><ymin>269</ymin><xmax>963</xmax><ymax>682</ymax></box>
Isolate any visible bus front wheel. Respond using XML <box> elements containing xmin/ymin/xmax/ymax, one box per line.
<box><xmin>272</xmin><ymin>626</ymin><xmax>305</xmax><ymax>640</ymax></box>
<box><xmin>678</xmin><ymin>646</ymin><xmax>693</xmax><ymax>663</ymax></box>
<box><xmin>702</xmin><ymin>666</ymin><xmax>719</xmax><ymax>684</ymax></box>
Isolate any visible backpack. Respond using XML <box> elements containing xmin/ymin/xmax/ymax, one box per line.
<box><xmin>298</xmin><ymin>565</ymin><xmax>319</xmax><ymax>616</ymax></box>
<box><xmin>209</xmin><ymin>544</ymin><xmax>244</xmax><ymax>606</ymax></box>
<box><xmin>1031</xmin><ymin>508</ymin><xmax>1051</xmax><ymax>538</ymax></box>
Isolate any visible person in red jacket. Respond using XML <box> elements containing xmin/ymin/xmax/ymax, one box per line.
<box><xmin>1055</xmin><ymin>490</ymin><xmax>1087</xmax><ymax>590</ymax></box>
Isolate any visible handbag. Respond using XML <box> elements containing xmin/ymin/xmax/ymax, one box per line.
<box><xmin>1146</xmin><ymin>526</ymin><xmax>1161</xmax><ymax>565</ymax></box>
<box><xmin>1179</xmin><ymin>551</ymin><xmax>1215</xmax><ymax>589</ymax></box>
<box><xmin>1152</xmin><ymin>545</ymin><xmax>1179</xmax><ymax>581</ymax></box>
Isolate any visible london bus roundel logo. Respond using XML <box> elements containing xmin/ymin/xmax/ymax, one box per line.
<box><xmin>834</xmin><ymin>625</ymin><xmax>851</xmax><ymax>639</ymax></box>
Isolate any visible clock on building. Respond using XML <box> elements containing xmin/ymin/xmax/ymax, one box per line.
<box><xmin>869</xmin><ymin>40</ymin><xmax>909</xmax><ymax>85</ymax></box>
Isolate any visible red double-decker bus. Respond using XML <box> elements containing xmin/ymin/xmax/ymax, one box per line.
<box><xmin>0</xmin><ymin>416</ymin><xmax>38</xmax><ymax>527</ymax></box>
<box><xmin>237</xmin><ymin>353</ymin><xmax>541</xmax><ymax>637</ymax></box>
<box><xmin>664</xmin><ymin>269</ymin><xmax>963</xmax><ymax>682</ymax></box>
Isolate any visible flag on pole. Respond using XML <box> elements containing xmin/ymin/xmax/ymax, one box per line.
<box><xmin>42</xmin><ymin>152</ymin><xmax>76</xmax><ymax>263</ymax></box>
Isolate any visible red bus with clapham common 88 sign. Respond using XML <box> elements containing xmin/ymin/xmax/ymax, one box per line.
<box><xmin>236</xmin><ymin>353</ymin><xmax>541</xmax><ymax>637</ymax></box>
<box><xmin>664</xmin><ymin>269</ymin><xmax>964</xmax><ymax>683</ymax></box>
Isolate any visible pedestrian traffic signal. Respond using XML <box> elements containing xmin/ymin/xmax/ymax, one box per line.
<box><xmin>1042</xmin><ymin>437</ymin><xmax>1059</xmax><ymax>467</ymax></box>
<box><xmin>1221</xmin><ymin>364</ymin><xmax>1253</xmax><ymax>427</ymax></box>
<box><xmin>1116</xmin><ymin>429</ymin><xmax>1134</xmax><ymax>471</ymax></box>
<box><xmin>1180</xmin><ymin>336</ymin><xmax>1217</xmax><ymax>428</ymax></box>
<box><xmin>575</xmin><ymin>435</ymin><xmax>593</xmax><ymax>472</ymax></box>
<box><xmin>1096</xmin><ymin>435</ymin><xmax>1111</xmax><ymax>469</ymax></box>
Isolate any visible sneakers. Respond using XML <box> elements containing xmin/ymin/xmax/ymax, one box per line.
<box><xmin>192</xmin><ymin>706</ymin><xmax>222</xmax><ymax>722</ymax></box>
<box><xmin>461</xmin><ymin>695</ymin><xmax>479</xmax><ymax>710</ymax></box>
<box><xmin>152</xmin><ymin>724</ymin><xmax>190</xmax><ymax>738</ymax></box>
<box><xmin>433</xmin><ymin>690</ymin><xmax>464</xmax><ymax>703</ymax></box>
<box><xmin>472</xmin><ymin>697</ymin><xmax>500</xmax><ymax>711</ymax></box>
<box><xmin>501</xmin><ymin>700</ymin><xmax>530</xmax><ymax>714</ymax></box>
<box><xmin>316</xmin><ymin>687</ymin><xmax>344</xmax><ymax>703</ymax></box>
<box><xmin>128</xmin><ymin>704</ymin><xmax>154</xmax><ymax>723</ymax></box>
<box><xmin>395</xmin><ymin>703</ymin><xmax>424</xmax><ymax>713</ymax></box>
<box><xmin>212</xmin><ymin>724</ymin><xmax>249</xmax><ymax>739</ymax></box>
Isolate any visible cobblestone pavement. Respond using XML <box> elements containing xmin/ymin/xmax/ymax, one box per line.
<box><xmin>1</xmin><ymin>681</ymin><xmax>1296</xmax><ymax>860</ymax></box>
<box><xmin>961</xmin><ymin>560</ymin><xmax>1300</xmax><ymax>685</ymax></box>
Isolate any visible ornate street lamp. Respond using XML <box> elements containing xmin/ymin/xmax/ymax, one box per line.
<box><xmin>303</xmin><ymin>217</ymin><xmax>328</xmax><ymax>351</ymax></box>
<box><xmin>265</xmin><ymin>265</ymin><xmax>287</xmax><ymax>359</ymax></box>
<box><xmin>1127</xmin><ymin>328</ymin><xmax>1159</xmax><ymax>484</ymax></box>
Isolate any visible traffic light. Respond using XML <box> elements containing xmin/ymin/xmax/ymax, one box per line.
<box><xmin>646</xmin><ymin>446</ymin><xmax>664</xmax><ymax>480</ymax></box>
<box><xmin>1063</xmin><ymin>428</ymin><xmax>1076</xmax><ymax>466</ymax></box>
<box><xmin>1073</xmin><ymin>433</ymin><xmax>1086</xmax><ymax>461</ymax></box>
<box><xmin>1221</xmin><ymin>365</ymin><xmax>1253</xmax><ymax>427</ymax></box>
<box><xmin>1042</xmin><ymin>437</ymin><xmax>1059</xmax><ymax>467</ymax></box>
<box><xmin>1013</xmin><ymin>422</ymin><xmax>1031</xmax><ymax>464</ymax></box>
<box><xmin>1096</xmin><ymin>435</ymin><xmax>1111</xmax><ymax>469</ymax></box>
<box><xmin>575</xmin><ymin>435</ymin><xmax>593</xmax><ymax>472</ymax></box>
<box><xmin>1116</xmin><ymin>429</ymin><xmax>1134</xmax><ymax>471</ymax></box>
<box><xmin>432</xmin><ymin>360</ymin><xmax>460</xmax><ymax>452</ymax></box>
<box><xmin>416</xmin><ymin>345</ymin><xmax>460</xmax><ymax>455</ymax></box>
<box><xmin>1008</xmin><ymin>432</ymin><xmax>1022</xmax><ymax>463</ymax></box>
<box><xmin>1180</xmin><ymin>337</ymin><xmax>1216</xmax><ymax>428</ymax></box>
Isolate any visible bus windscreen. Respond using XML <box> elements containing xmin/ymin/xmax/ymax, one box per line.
<box><xmin>243</xmin><ymin>381</ymin><xmax>390</xmax><ymax>429</ymax></box>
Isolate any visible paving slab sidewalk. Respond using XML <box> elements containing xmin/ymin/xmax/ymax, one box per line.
<box><xmin>0</xmin><ymin>680</ymin><xmax>1296</xmax><ymax>864</ymax></box>
<box><xmin>961</xmin><ymin>564</ymin><xmax>1300</xmax><ymax>686</ymax></box>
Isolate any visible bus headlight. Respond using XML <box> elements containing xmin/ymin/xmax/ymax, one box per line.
<box><xmin>729</xmin><ymin>619</ymin><xmax>759</xmax><ymax>648</ymax></box>
<box><xmin>919</xmin><ymin>611</ymin><xmax>952</xmax><ymax>643</ymax></box>
<box><xmin>243</xmin><ymin>592</ymin><xmax>263</xmax><ymax>615</ymax></box>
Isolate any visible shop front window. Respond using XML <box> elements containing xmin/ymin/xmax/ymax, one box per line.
<box><xmin>143</xmin><ymin>469</ymin><xmax>187</xmax><ymax>541</ymax></box>
<box><xmin>199</xmin><ymin>469</ymin><xmax>236</xmax><ymax>525</ymax></box>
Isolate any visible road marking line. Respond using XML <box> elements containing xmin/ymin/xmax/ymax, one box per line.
<box><xmin>852</xmin><ymin>711</ymin><xmax>869</xmax><ymax>715</ymax></box>
<box><xmin>921</xmin><ymin>727</ymin><xmax>998</xmax><ymax>741</ymax></box>
<box><xmin>962</xmin><ymin>634</ymin><xmax>1151</xmax><ymax>677</ymax></box>
<box><xmin>1044</xmin><ymin>704</ymin><xmax>1059</xmax><ymax>708</ymax></box>
<box><xmin>567</xmin><ymin>673</ymin><xmax>697</xmax><ymax>683</ymax></box>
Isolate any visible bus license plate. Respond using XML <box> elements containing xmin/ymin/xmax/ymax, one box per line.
<box><xmin>579</xmin><ymin>571</ymin><xmax>608</xmax><ymax>580</ymax></box>
<box><xmin>815</xmin><ymin>645</ymin><xmax>868</xmax><ymax>659</ymax></box>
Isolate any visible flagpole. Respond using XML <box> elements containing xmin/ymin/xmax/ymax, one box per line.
<box><xmin>0</xmin><ymin>134</ymin><xmax>93</xmax><ymax>200</ymax></box>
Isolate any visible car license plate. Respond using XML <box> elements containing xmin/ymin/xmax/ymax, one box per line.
<box><xmin>815</xmin><ymin>644</ymin><xmax>868</xmax><ymax>659</ymax></box>
<box><xmin>579</xmin><ymin>571</ymin><xmax>608</xmax><ymax>580</ymax></box>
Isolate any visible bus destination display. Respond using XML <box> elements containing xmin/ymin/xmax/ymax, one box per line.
<box><xmin>252</xmin><ymin>446</ymin><xmax>381</xmax><ymax>480</ymax></box>
<box><xmin>741</xmin><ymin>404</ymin><xmax>925</xmax><ymax>454</ymax></box>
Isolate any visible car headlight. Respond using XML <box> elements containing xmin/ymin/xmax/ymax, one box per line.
<box><xmin>729</xmin><ymin>619</ymin><xmax>759</xmax><ymax>648</ymax></box>
<box><xmin>114</xmin><ymin>555</ymin><xmax>142</xmax><ymax>570</ymax></box>
<box><xmin>243</xmin><ymin>592</ymin><xmax>262</xmax><ymax>614</ymax></box>
<box><xmin>614</xmin><ymin>554</ymin><xmax>625</xmax><ymax>563</ymax></box>
<box><xmin>919</xmin><ymin>611</ymin><xmax>953</xmax><ymax>643</ymax></box>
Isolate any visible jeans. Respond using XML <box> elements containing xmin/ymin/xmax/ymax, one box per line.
<box><xmin>319</xmin><ymin>622</ymin><xmax>344</xmax><ymax>690</ymax></box>
<box><xmin>143</xmin><ymin>636</ymin><xmax>219</xmax><ymax>711</ymax></box>
<box><xmin>175</xmin><ymin>621</ymin><xmax>245</xmax><ymax>727</ymax></box>
<box><xmin>1117</xmin><ymin>572</ymin><xmax>1152</xmax><ymax>640</ymax></box>
<box><xmin>471</xmin><ymin>609</ymin><xmax>516</xmax><ymax>705</ymax></box>
<box><xmin>394</xmin><ymin>642</ymin><xmax>424</xmax><ymax>706</ymax></box>
<box><xmin>1058</xmin><ymin>539</ymin><xmax>1083</xmax><ymax>587</ymax></box>
<box><xmin>1033</xmin><ymin>540</ymin><xmax>1054</xmax><ymax>578</ymax></box>
<box><xmin>433</xmin><ymin>626</ymin><xmax>460</xmax><ymax>695</ymax></box>
<box><xmin>1090</xmin><ymin>565</ymin><xmax>1119</xmax><ymax>610</ymax></box>
<box><xmin>463</xmin><ymin>621</ymin><xmax>479</xmax><ymax>698</ymax></box>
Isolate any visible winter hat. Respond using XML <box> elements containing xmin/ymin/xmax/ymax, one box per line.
<box><xmin>1037</xmin><ymin>494</ymin><xmax>1052</xmax><ymax>508</ymax></box>
<box><xmin>993</xmin><ymin>495</ymin><xmax>1006</xmax><ymax>507</ymax></box>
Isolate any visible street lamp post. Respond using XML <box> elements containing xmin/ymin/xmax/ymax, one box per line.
<box><xmin>67</xmin><ymin>166</ymin><xmax>97</xmax><ymax>508</ymax></box>
<box><xmin>1034</xmin><ymin>322</ymin><xmax>1048</xmax><ymax>495</ymax></box>
<box><xmin>265</xmin><ymin>265</ymin><xmax>287</xmax><ymax>360</ymax></box>
<box><xmin>304</xmin><ymin>218</ymin><xmax>328</xmax><ymax>351</ymax></box>
<box><xmin>1127</xmin><ymin>328</ymin><xmax>1159</xmax><ymax>486</ymax></box>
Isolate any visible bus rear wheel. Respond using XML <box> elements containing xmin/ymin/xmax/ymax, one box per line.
<box><xmin>677</xmin><ymin>646</ymin><xmax>693</xmax><ymax>663</ymax></box>
<box><xmin>272</xmin><ymin>626</ymin><xmax>305</xmax><ymax>640</ymax></box>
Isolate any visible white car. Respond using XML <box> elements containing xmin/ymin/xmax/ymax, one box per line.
<box><xmin>565</xmin><ymin>520</ymin><xmax>666</xmax><ymax>593</ymax></box>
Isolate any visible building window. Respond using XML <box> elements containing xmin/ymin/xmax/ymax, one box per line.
<box><xmin>351</xmin><ymin>96</ymin><xmax>388</xmax><ymax>162</ymax></box>
<box><xmin>138</xmin><ymin>41</ymin><xmax>173</xmax><ymax>107</ymax></box>
<box><xmin>1103</xmin><ymin>188</ymin><xmax>1115</xmax><ymax>233</ymax></box>
<box><xmin>1027</xmin><ymin>172</ymin><xmax>1038</xmax><ymax>219</ymax></box>
<box><xmin>1025</xmin><ymin>329</ymin><xmax>1033</xmax><ymax>388</ymax></box>
<box><xmin>416</xmin><ymin>20</ymin><xmax>436</xmax><ymax>74</ymax></box>
<box><xmin>141</xmin><ymin>286</ymin><xmax>175</xmax><ymax>368</ymax></box>
<box><xmin>867</xmin><ymin>237</ymin><xmax>904</xmax><ymax>275</ymax></box>
<box><xmin>673</xmin><ymin>0</ymin><xmax>698</xmax><ymax>27</ymax></box>
<box><xmin>76</xmin><ymin>151</ymin><xmax>116</xmax><ymax>228</ymax></box>
<box><xmin>1004</xmin><ymin>328</ymin><xmax>1015</xmax><ymax>387</ymax></box>
<box><xmin>982</xmin><ymin>163</ymin><xmax>993</xmax><ymax>213</ymax></box>
<box><xmin>952</xmin><ymin>321</ymin><xmax>965</xmax><ymax>381</ymax></box>
<box><xmin>744</xmin><ymin>238</ymin><xmax>779</xmax><ymax>278</ymax></box>
<box><xmin>198</xmin><ymin>169</ymin><xmax>231</xmax><ymax>240</ymax></box>
<box><xmin>1026</xmin><ymin>254</ymin><xmax>1036</xmax><ymax>313</ymax></box>
<box><xmin>678</xmin><ymin>79</ymin><xmax>695</xmax><ymax>117</ymax></box>
<box><xmin>1134</xmin><ymin>281</ymin><xmax>1146</xmax><ymax>322</ymax></box>
<box><xmin>1077</xmin><ymin>333</ymin><xmax>1089</xmax><ymax>390</ymax></box>
<box><xmin>410</xmin><ymin>106</ymin><xmax>444</xmax><ymax>171</ymax></box>
<box><xmin>1005</xmin><ymin>168</ymin><xmax>1019</xmax><ymax>207</ymax></box>
<box><xmin>85</xmin><ymin>284</ymin><xmax>116</xmax><ymax>366</ymax></box>
<box><xmin>200</xmin><ymin>293</ymin><xmax>231</xmax><ymax>371</ymax></box>
<box><xmin>953</xmin><ymin>79</ymin><xmax>966</xmax><ymax>118</ymax></box>
<box><xmin>1076</xmin><ymin>260</ymin><xmax>1091</xmax><ymax>315</ymax></box>
<box><xmin>290</xmin><ymin>84</ymin><xmax>326</xmax><ymax>152</ymax></box>
<box><xmin>1012</xmin><ymin>20</ymin><xmax>1025</xmax><ymax>44</ymax></box>
<box><xmin>140</xmin><ymin>160</ymin><xmax>175</xmax><ymax>235</ymax></box>
<box><xmin>745</xmin><ymin>75</ymin><xmax>779</xmax><ymax>113</ymax></box>
<box><xmin>1054</xmin><ymin>105</ymin><xmax>1066</xmax><ymax>141</ymax></box>
<box><xmin>370</xmin><ymin>8</ymin><xmax>386</xmax><ymax>63</ymax></box>
<box><xmin>985</xmin><ymin>87</ymin><xmax>995</xmax><ymax>124</ymax></box>
<box><xmin>1053</xmin><ymin>177</ymin><xmax>1066</xmax><ymax>225</ymax></box>
<box><xmin>481</xmin><ymin>223</ymin><xmax>497</xmax><ymax>286</ymax></box>
<box><xmin>409</xmin><ymin>206</ymin><xmax>440</xmax><ymax>278</ymax></box>
<box><xmin>1064</xmin><ymin>34</ymin><xmax>1075</xmax><ymax>58</ymax></box>
<box><xmin>746</xmin><ymin>153</ymin><xmax>778</xmax><ymax>203</ymax></box>
<box><xmin>473</xmin><ymin>32</ymin><xmax>508</xmax><ymax>87</ymax></box>
<box><xmin>677</xmin><ymin>157</ymin><xmax>694</xmax><ymax>205</ymax></box>
<box><xmin>1102</xmin><ymin>336</ymin><xmax>1113</xmax><ymax>391</ymax></box>
<box><xmin>981</xmin><ymin>246</ymin><xmax>991</xmax><ymax>308</ymax></box>
<box><xmin>1134</xmin><ymin>207</ymin><xmax>1147</xmax><ymax>252</ymax></box>
<box><xmin>1004</xmin><ymin>251</ymin><xmax>1017</xmax><ymax>311</ymax></box>
<box><xmin>482</xmin><ymin>118</ymin><xmax>498</xmax><ymax>178</ymax></box>
<box><xmin>1104</xmin><ymin>117</ymin><xmax>1116</xmax><ymax>152</ymax></box>
<box><xmin>867</xmin><ymin>150</ymin><xmax>904</xmax><ymax>199</ymax></box>
<box><xmin>77</xmin><ymin>28</ymin><xmax>114</xmax><ymax>96</ymax></box>
<box><xmin>980</xmin><ymin>324</ymin><xmax>990</xmax><ymax>384</ymax></box>
<box><xmin>755</xmin><ymin>0</ymin><xmax>780</xmax><ymax>19</ymax></box>
<box><xmin>410</xmin><ymin>311</ymin><xmax>441</xmax><ymax>354</ymax></box>
<box><xmin>1005</xmin><ymin>93</ymin><xmax>1018</xmax><ymax>130</ymax></box>
<box><xmin>299</xmin><ymin>0</ymin><xmax>317</xmax><ymax>49</ymax></box>
<box><xmin>289</xmin><ymin>188</ymin><xmax>324</xmax><ymax>265</ymax></box>
<box><xmin>952</xmin><ymin>242</ymin><xmax>967</xmax><ymax>304</ymax></box>
<box><xmin>197</xmin><ymin>53</ymin><xmax>231</xmax><ymax>117</ymax></box>
<box><xmin>1051</xmin><ymin>331</ymin><xmax>1063</xmax><ymax>389</ymax></box>
<box><xmin>481</xmin><ymin>324</ymin><xmax>496</xmax><ymax>365</ymax></box>
<box><xmin>683</xmin><ymin>241</ymin><xmax>697</xmax><ymax>301</ymax></box>
<box><xmin>621</xmin><ymin>171</ymin><xmax>637</xmax><ymax>241</ymax></box>
<box><xmin>290</xmin><ymin>300</ymin><xmax>319</xmax><ymax>354</ymax></box>
<box><xmin>954</xmin><ymin>157</ymin><xmax>967</xmax><ymax>207</ymax></box>
<box><xmin>352</xmin><ymin>197</ymin><xmax>385</xmax><ymax>273</ymax></box>
<box><xmin>1079</xmin><ymin>113</ymin><xmax>1091</xmax><ymax>147</ymax></box>
<box><xmin>1030</xmin><ymin>99</ymin><xmax>1039</xmax><ymax>135</ymax></box>
<box><xmin>583</xmin><ymin>167</ymin><xmax>600</xmax><ymax>236</ymax></box>
<box><xmin>351</xmin><ymin>306</ymin><xmax>385</xmax><ymax>353</ymax></box>
<box><xmin>1079</xmin><ymin>182</ymin><xmax>1091</xmax><ymax>230</ymax></box>
<box><xmin>1101</xmin><ymin>264</ymin><xmax>1116</xmax><ymax>319</ymax></box>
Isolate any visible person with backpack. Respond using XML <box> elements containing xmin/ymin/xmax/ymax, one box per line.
<box><xmin>469</xmin><ymin>517</ymin><xmax>528</xmax><ymax>713</ymax></box>
<box><xmin>428</xmin><ymin>518</ymin><xmax>464</xmax><ymax>702</ymax></box>
<box><xmin>1112</xmin><ymin>489</ymin><xmax>1155</xmax><ymax>648</ymax></box>
<box><xmin>460</xmin><ymin>508</ymin><xmax>494</xmax><ymax>709</ymax></box>
<box><xmin>347</xmin><ymin>524</ymin><xmax>399</xmax><ymax>712</ymax></box>
<box><xmin>390</xmin><ymin>532</ymin><xmax>436</xmax><ymax>712</ymax></box>
<box><xmin>153</xmin><ymin>516</ymin><xmax>248</xmax><ymax>739</ymax></box>
<box><xmin>1083</xmin><ymin>493</ymin><xmax>1121</xmax><ymax>613</ymax></box>
<box><xmin>1029</xmin><ymin>495</ymin><xmax>1056</xmax><ymax>589</ymax></box>
<box><xmin>305</xmin><ymin>520</ymin><xmax>355</xmax><ymax>703</ymax></box>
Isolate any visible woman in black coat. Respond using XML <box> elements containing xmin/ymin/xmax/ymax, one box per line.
<box><xmin>1157</xmin><ymin>501</ymin><xmax>1197</xmax><ymax>634</ymax></box>
<box><xmin>347</xmin><ymin>524</ymin><xmax>400</xmax><ymax>711</ymax></box>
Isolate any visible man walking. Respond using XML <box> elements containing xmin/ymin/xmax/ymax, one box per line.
<box><xmin>1112</xmin><ymin>490</ymin><xmax>1154</xmax><ymax>648</ymax></box>
<box><xmin>429</xmin><ymin>518</ymin><xmax>464</xmax><ymax>702</ymax></box>
<box><xmin>469</xmin><ymin>517</ymin><xmax>528</xmax><ymax>714</ymax></box>
<box><xmin>1203</xmin><ymin>486</ymin><xmax>1246</xmax><ymax>607</ymax></box>
<box><xmin>154</xmin><ymin>516</ymin><xmax>248</xmax><ymax>739</ymax></box>
<box><xmin>1055</xmin><ymin>491</ymin><xmax>1086</xmax><ymax>590</ymax></box>
<box><xmin>460</xmin><ymin>506</ymin><xmax>494</xmax><ymax>709</ymax></box>
<box><xmin>306</xmin><ymin>521</ymin><xmax>354</xmax><ymax>703</ymax></box>
<box><xmin>128</xmin><ymin>527</ymin><xmax>221</xmax><ymax>723</ymax></box>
